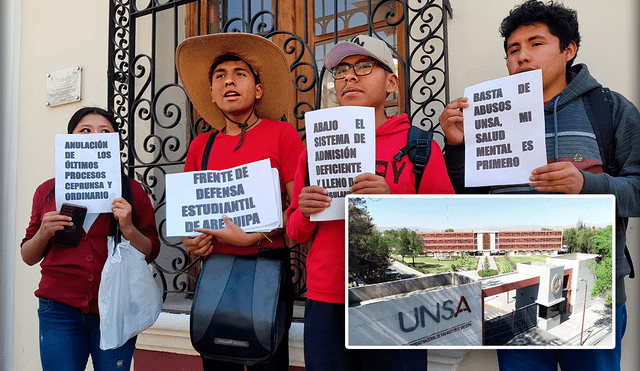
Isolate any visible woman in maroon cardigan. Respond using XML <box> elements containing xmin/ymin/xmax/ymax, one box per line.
<box><xmin>21</xmin><ymin>107</ymin><xmax>160</xmax><ymax>371</ymax></box>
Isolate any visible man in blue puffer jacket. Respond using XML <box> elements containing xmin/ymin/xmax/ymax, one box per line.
<box><xmin>439</xmin><ymin>1</ymin><xmax>640</xmax><ymax>370</ymax></box>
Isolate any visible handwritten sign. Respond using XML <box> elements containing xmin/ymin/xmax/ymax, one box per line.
<box><xmin>55</xmin><ymin>133</ymin><xmax>121</xmax><ymax>213</ymax></box>
<box><xmin>165</xmin><ymin>159</ymin><xmax>281</xmax><ymax>237</ymax></box>
<box><xmin>463</xmin><ymin>70</ymin><xmax>547</xmax><ymax>187</ymax></box>
<box><xmin>305</xmin><ymin>106</ymin><xmax>375</xmax><ymax>221</ymax></box>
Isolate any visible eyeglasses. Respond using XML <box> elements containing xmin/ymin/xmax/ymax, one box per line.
<box><xmin>331</xmin><ymin>61</ymin><xmax>382</xmax><ymax>80</ymax></box>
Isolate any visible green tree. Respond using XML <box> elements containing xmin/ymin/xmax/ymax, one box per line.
<box><xmin>593</xmin><ymin>225</ymin><xmax>613</xmax><ymax>258</ymax></box>
<box><xmin>444</xmin><ymin>228</ymin><xmax>454</xmax><ymax>232</ymax></box>
<box><xmin>387</xmin><ymin>228</ymin><xmax>423</xmax><ymax>266</ymax></box>
<box><xmin>351</xmin><ymin>230</ymin><xmax>391</xmax><ymax>284</ymax></box>
<box><xmin>348</xmin><ymin>200</ymin><xmax>372</xmax><ymax>252</ymax></box>
<box><xmin>348</xmin><ymin>200</ymin><xmax>391</xmax><ymax>284</ymax></box>
<box><xmin>577</xmin><ymin>227</ymin><xmax>597</xmax><ymax>253</ymax></box>
<box><xmin>563</xmin><ymin>228</ymin><xmax>578</xmax><ymax>253</ymax></box>
<box><xmin>589</xmin><ymin>256</ymin><xmax>613</xmax><ymax>305</ymax></box>
<box><xmin>588</xmin><ymin>225</ymin><xmax>614</xmax><ymax>305</ymax></box>
<box><xmin>385</xmin><ymin>229</ymin><xmax>404</xmax><ymax>260</ymax></box>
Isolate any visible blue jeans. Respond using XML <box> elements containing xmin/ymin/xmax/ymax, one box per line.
<box><xmin>38</xmin><ymin>298</ymin><xmax>137</xmax><ymax>371</ymax></box>
<box><xmin>497</xmin><ymin>304</ymin><xmax>627</xmax><ymax>371</ymax></box>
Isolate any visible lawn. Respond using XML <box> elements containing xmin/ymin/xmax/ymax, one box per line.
<box><xmin>394</xmin><ymin>254</ymin><xmax>551</xmax><ymax>275</ymax></box>
<box><xmin>393</xmin><ymin>255</ymin><xmax>478</xmax><ymax>275</ymax></box>
<box><xmin>392</xmin><ymin>255</ymin><xmax>547</xmax><ymax>274</ymax></box>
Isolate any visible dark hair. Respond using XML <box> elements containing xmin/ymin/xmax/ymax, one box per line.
<box><xmin>208</xmin><ymin>54</ymin><xmax>260</xmax><ymax>85</ymax></box>
<box><xmin>67</xmin><ymin>107</ymin><xmax>118</xmax><ymax>134</ymax></box>
<box><xmin>500</xmin><ymin>0</ymin><xmax>580</xmax><ymax>68</ymax></box>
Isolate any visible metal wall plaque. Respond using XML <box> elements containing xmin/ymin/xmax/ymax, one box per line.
<box><xmin>46</xmin><ymin>66</ymin><xmax>82</xmax><ymax>107</ymax></box>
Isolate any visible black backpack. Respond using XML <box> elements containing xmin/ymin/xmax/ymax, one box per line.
<box><xmin>584</xmin><ymin>87</ymin><xmax>620</xmax><ymax>176</ymax></box>
<box><xmin>583</xmin><ymin>87</ymin><xmax>634</xmax><ymax>278</ymax></box>
<box><xmin>394</xmin><ymin>125</ymin><xmax>433</xmax><ymax>193</ymax></box>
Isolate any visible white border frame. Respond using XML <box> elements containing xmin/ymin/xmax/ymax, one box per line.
<box><xmin>345</xmin><ymin>194</ymin><xmax>616</xmax><ymax>350</ymax></box>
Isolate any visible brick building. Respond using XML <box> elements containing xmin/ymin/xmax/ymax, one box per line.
<box><xmin>420</xmin><ymin>230</ymin><xmax>563</xmax><ymax>258</ymax></box>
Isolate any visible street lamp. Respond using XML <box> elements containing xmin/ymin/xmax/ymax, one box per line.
<box><xmin>580</xmin><ymin>278</ymin><xmax>587</xmax><ymax>346</ymax></box>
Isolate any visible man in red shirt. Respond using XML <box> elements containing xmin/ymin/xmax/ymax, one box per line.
<box><xmin>176</xmin><ymin>33</ymin><xmax>304</xmax><ymax>370</ymax></box>
<box><xmin>287</xmin><ymin>35</ymin><xmax>454</xmax><ymax>371</ymax></box>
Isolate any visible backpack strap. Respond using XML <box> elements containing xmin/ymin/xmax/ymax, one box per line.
<box><xmin>583</xmin><ymin>88</ymin><xmax>634</xmax><ymax>278</ymax></box>
<box><xmin>113</xmin><ymin>169</ymin><xmax>134</xmax><ymax>243</ymax></box>
<box><xmin>583</xmin><ymin>87</ymin><xmax>620</xmax><ymax>176</ymax></box>
<box><xmin>583</xmin><ymin>87</ymin><xmax>636</xmax><ymax>278</ymax></box>
<box><xmin>625</xmin><ymin>245</ymin><xmax>635</xmax><ymax>279</ymax></box>
<box><xmin>394</xmin><ymin>125</ymin><xmax>433</xmax><ymax>193</ymax></box>
<box><xmin>121</xmin><ymin>171</ymin><xmax>132</xmax><ymax>205</ymax></box>
<box><xmin>201</xmin><ymin>131</ymin><xmax>219</xmax><ymax>170</ymax></box>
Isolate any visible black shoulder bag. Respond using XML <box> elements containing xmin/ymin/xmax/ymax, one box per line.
<box><xmin>189</xmin><ymin>131</ymin><xmax>288</xmax><ymax>364</ymax></box>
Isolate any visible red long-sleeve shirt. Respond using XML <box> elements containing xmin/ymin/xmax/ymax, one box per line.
<box><xmin>22</xmin><ymin>178</ymin><xmax>160</xmax><ymax>314</ymax></box>
<box><xmin>287</xmin><ymin>114</ymin><xmax>454</xmax><ymax>303</ymax></box>
<box><xmin>183</xmin><ymin>119</ymin><xmax>304</xmax><ymax>255</ymax></box>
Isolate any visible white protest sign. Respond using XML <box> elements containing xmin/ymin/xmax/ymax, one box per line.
<box><xmin>165</xmin><ymin>159</ymin><xmax>280</xmax><ymax>237</ymax></box>
<box><xmin>305</xmin><ymin>106</ymin><xmax>375</xmax><ymax>221</ymax></box>
<box><xmin>463</xmin><ymin>69</ymin><xmax>547</xmax><ymax>187</ymax></box>
<box><xmin>55</xmin><ymin>133</ymin><xmax>121</xmax><ymax>213</ymax></box>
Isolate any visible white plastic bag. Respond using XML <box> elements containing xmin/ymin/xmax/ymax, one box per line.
<box><xmin>99</xmin><ymin>235</ymin><xmax>162</xmax><ymax>350</ymax></box>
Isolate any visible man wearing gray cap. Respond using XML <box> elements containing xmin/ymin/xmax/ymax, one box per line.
<box><xmin>286</xmin><ymin>35</ymin><xmax>454</xmax><ymax>371</ymax></box>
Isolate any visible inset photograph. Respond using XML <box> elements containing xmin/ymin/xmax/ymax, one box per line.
<box><xmin>346</xmin><ymin>195</ymin><xmax>615</xmax><ymax>349</ymax></box>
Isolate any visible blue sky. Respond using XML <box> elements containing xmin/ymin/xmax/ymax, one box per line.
<box><xmin>353</xmin><ymin>195</ymin><xmax>614</xmax><ymax>232</ymax></box>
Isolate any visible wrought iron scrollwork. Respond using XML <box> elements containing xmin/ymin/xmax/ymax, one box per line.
<box><xmin>108</xmin><ymin>0</ymin><xmax>451</xmax><ymax>311</ymax></box>
<box><xmin>409</xmin><ymin>0</ymin><xmax>452</xmax><ymax>144</ymax></box>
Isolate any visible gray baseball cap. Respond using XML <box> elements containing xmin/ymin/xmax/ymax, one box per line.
<box><xmin>324</xmin><ymin>35</ymin><xmax>396</xmax><ymax>74</ymax></box>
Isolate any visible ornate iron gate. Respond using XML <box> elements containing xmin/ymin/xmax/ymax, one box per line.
<box><xmin>107</xmin><ymin>0</ymin><xmax>452</xmax><ymax>310</ymax></box>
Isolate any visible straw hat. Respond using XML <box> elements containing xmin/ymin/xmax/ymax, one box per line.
<box><xmin>176</xmin><ymin>33</ymin><xmax>294</xmax><ymax>130</ymax></box>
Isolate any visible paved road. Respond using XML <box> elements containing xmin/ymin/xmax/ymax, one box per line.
<box><xmin>389</xmin><ymin>259</ymin><xmax>426</xmax><ymax>278</ymax></box>
<box><xmin>477</xmin><ymin>255</ymin><xmax>499</xmax><ymax>271</ymax></box>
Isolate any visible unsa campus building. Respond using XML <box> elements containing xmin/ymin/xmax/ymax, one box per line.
<box><xmin>419</xmin><ymin>230</ymin><xmax>563</xmax><ymax>257</ymax></box>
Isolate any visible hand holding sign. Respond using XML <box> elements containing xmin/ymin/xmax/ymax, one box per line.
<box><xmin>350</xmin><ymin>173</ymin><xmax>391</xmax><ymax>194</ymax></box>
<box><xmin>194</xmin><ymin>215</ymin><xmax>259</xmax><ymax>247</ymax></box>
<box><xmin>439</xmin><ymin>97</ymin><xmax>468</xmax><ymax>146</ymax></box>
<box><xmin>298</xmin><ymin>186</ymin><xmax>331</xmax><ymax>220</ymax></box>
<box><xmin>112</xmin><ymin>198</ymin><xmax>134</xmax><ymax>232</ymax></box>
<box><xmin>529</xmin><ymin>162</ymin><xmax>585</xmax><ymax>194</ymax></box>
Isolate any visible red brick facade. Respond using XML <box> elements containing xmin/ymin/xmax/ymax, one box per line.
<box><xmin>419</xmin><ymin>230</ymin><xmax>562</xmax><ymax>255</ymax></box>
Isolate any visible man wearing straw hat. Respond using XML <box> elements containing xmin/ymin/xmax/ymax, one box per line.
<box><xmin>287</xmin><ymin>35</ymin><xmax>454</xmax><ymax>370</ymax></box>
<box><xmin>176</xmin><ymin>33</ymin><xmax>304</xmax><ymax>371</ymax></box>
